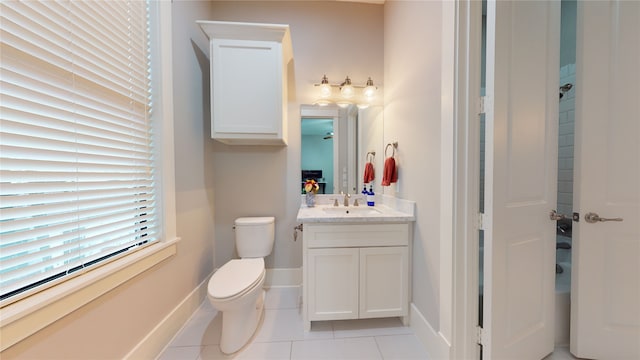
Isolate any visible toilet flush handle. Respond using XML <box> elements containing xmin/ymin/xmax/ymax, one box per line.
<box><xmin>293</xmin><ymin>224</ymin><xmax>303</xmax><ymax>241</ymax></box>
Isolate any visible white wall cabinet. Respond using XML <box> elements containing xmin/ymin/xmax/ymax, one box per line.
<box><xmin>198</xmin><ymin>21</ymin><xmax>292</xmax><ymax>145</ymax></box>
<box><xmin>303</xmin><ymin>223</ymin><xmax>410</xmax><ymax>330</ymax></box>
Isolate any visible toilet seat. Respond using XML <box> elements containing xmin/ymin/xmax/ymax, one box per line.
<box><xmin>209</xmin><ymin>258</ymin><xmax>264</xmax><ymax>300</ymax></box>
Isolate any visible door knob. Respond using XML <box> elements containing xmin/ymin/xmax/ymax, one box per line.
<box><xmin>549</xmin><ymin>210</ymin><xmax>567</xmax><ymax>221</ymax></box>
<box><xmin>584</xmin><ymin>212</ymin><xmax>623</xmax><ymax>223</ymax></box>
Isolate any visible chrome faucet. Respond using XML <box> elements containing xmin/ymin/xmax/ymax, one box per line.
<box><xmin>342</xmin><ymin>192</ymin><xmax>351</xmax><ymax>207</ymax></box>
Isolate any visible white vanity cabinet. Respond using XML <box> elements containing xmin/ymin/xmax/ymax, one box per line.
<box><xmin>197</xmin><ymin>21</ymin><xmax>292</xmax><ymax>145</ymax></box>
<box><xmin>302</xmin><ymin>223</ymin><xmax>410</xmax><ymax>330</ymax></box>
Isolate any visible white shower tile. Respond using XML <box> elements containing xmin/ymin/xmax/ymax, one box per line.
<box><xmin>559</xmin><ymin>65</ymin><xmax>569</xmax><ymax>78</ymax></box>
<box><xmin>291</xmin><ymin>337</ymin><xmax>383</xmax><ymax>360</ymax></box>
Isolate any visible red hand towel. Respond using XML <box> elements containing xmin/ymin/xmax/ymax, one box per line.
<box><xmin>381</xmin><ymin>157</ymin><xmax>398</xmax><ymax>186</ymax></box>
<box><xmin>363</xmin><ymin>162</ymin><xmax>375</xmax><ymax>183</ymax></box>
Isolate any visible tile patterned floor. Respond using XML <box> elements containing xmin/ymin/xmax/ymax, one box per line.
<box><xmin>157</xmin><ymin>287</ymin><xmax>581</xmax><ymax>360</ymax></box>
<box><xmin>157</xmin><ymin>287</ymin><xmax>427</xmax><ymax>360</ymax></box>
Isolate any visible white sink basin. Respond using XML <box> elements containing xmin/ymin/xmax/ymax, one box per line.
<box><xmin>321</xmin><ymin>206</ymin><xmax>382</xmax><ymax>215</ymax></box>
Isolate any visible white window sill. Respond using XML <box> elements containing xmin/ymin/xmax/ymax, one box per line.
<box><xmin>0</xmin><ymin>238</ymin><xmax>180</xmax><ymax>351</ymax></box>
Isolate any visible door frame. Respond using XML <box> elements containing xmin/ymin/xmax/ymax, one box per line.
<box><xmin>451</xmin><ymin>0</ymin><xmax>483</xmax><ymax>359</ymax></box>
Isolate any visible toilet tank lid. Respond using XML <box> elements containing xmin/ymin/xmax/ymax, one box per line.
<box><xmin>235</xmin><ymin>217</ymin><xmax>275</xmax><ymax>225</ymax></box>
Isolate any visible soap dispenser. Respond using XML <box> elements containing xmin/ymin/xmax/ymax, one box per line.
<box><xmin>367</xmin><ymin>185</ymin><xmax>375</xmax><ymax>206</ymax></box>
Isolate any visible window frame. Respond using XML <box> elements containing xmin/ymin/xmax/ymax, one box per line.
<box><xmin>0</xmin><ymin>1</ymin><xmax>178</xmax><ymax>351</ymax></box>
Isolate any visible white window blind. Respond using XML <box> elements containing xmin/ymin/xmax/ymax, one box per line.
<box><xmin>0</xmin><ymin>0</ymin><xmax>157</xmax><ymax>301</ymax></box>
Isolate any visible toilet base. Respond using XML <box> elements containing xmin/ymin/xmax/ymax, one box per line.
<box><xmin>219</xmin><ymin>289</ymin><xmax>265</xmax><ymax>354</ymax></box>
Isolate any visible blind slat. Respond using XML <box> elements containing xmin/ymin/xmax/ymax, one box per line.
<box><xmin>1</xmin><ymin>200</ymin><xmax>156</xmax><ymax>250</ymax></box>
<box><xmin>1</xmin><ymin>122</ymin><xmax>152</xmax><ymax>156</ymax></box>
<box><xmin>2</xmin><ymin>224</ymin><xmax>157</xmax><ymax>295</ymax></box>
<box><xmin>0</xmin><ymin>0</ymin><xmax>156</xmax><ymax>300</ymax></box>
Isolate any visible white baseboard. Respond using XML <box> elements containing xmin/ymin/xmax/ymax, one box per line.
<box><xmin>410</xmin><ymin>303</ymin><xmax>452</xmax><ymax>360</ymax></box>
<box><xmin>124</xmin><ymin>273</ymin><xmax>211</xmax><ymax>360</ymax></box>
<box><xmin>265</xmin><ymin>267</ymin><xmax>301</xmax><ymax>287</ymax></box>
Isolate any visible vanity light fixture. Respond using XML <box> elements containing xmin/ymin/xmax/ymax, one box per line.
<box><xmin>313</xmin><ymin>75</ymin><xmax>379</xmax><ymax>108</ymax></box>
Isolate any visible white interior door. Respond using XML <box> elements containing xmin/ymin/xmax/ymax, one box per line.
<box><xmin>483</xmin><ymin>1</ymin><xmax>560</xmax><ymax>359</ymax></box>
<box><xmin>571</xmin><ymin>1</ymin><xmax>640</xmax><ymax>359</ymax></box>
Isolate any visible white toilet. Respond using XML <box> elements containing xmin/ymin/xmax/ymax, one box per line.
<box><xmin>207</xmin><ymin>216</ymin><xmax>275</xmax><ymax>354</ymax></box>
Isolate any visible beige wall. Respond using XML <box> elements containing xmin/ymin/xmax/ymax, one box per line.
<box><xmin>206</xmin><ymin>1</ymin><xmax>384</xmax><ymax>269</ymax></box>
<box><xmin>384</xmin><ymin>0</ymin><xmax>444</xmax><ymax>331</ymax></box>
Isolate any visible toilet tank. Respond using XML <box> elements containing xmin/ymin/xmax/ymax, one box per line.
<box><xmin>235</xmin><ymin>217</ymin><xmax>275</xmax><ymax>258</ymax></box>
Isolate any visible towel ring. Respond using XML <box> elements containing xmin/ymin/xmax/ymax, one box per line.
<box><xmin>366</xmin><ymin>151</ymin><xmax>375</xmax><ymax>162</ymax></box>
<box><xmin>385</xmin><ymin>142</ymin><xmax>398</xmax><ymax>157</ymax></box>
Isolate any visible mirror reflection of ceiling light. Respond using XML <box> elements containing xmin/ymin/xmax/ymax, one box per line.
<box><xmin>315</xmin><ymin>98</ymin><xmax>332</xmax><ymax>107</ymax></box>
<box><xmin>313</xmin><ymin>75</ymin><xmax>378</xmax><ymax>108</ymax></box>
<box><xmin>336</xmin><ymin>100</ymin><xmax>352</xmax><ymax>109</ymax></box>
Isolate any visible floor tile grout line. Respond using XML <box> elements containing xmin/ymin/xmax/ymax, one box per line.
<box><xmin>372</xmin><ymin>336</ymin><xmax>385</xmax><ymax>360</ymax></box>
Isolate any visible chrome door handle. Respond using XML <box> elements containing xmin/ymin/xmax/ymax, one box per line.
<box><xmin>584</xmin><ymin>212</ymin><xmax>623</xmax><ymax>223</ymax></box>
<box><xmin>550</xmin><ymin>210</ymin><xmax>567</xmax><ymax>221</ymax></box>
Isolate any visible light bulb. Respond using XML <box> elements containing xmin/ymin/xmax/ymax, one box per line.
<box><xmin>357</xmin><ymin>103</ymin><xmax>370</xmax><ymax>109</ymax></box>
<box><xmin>319</xmin><ymin>75</ymin><xmax>331</xmax><ymax>98</ymax></box>
<box><xmin>363</xmin><ymin>77</ymin><xmax>376</xmax><ymax>99</ymax></box>
<box><xmin>340</xmin><ymin>76</ymin><xmax>354</xmax><ymax>98</ymax></box>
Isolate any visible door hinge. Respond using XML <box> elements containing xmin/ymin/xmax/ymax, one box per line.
<box><xmin>476</xmin><ymin>326</ymin><xmax>485</xmax><ymax>345</ymax></box>
<box><xmin>477</xmin><ymin>213</ymin><xmax>487</xmax><ymax>230</ymax></box>
<box><xmin>479</xmin><ymin>96</ymin><xmax>491</xmax><ymax>115</ymax></box>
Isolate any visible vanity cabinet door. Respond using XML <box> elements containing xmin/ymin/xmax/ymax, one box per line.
<box><xmin>359</xmin><ymin>246</ymin><xmax>409</xmax><ymax>319</ymax></box>
<box><xmin>307</xmin><ymin>248</ymin><xmax>359</xmax><ymax>321</ymax></box>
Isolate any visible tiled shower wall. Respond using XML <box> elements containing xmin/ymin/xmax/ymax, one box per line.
<box><xmin>557</xmin><ymin>64</ymin><xmax>576</xmax><ymax>217</ymax></box>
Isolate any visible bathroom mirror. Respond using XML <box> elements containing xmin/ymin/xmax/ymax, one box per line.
<box><xmin>301</xmin><ymin>104</ymin><xmax>383</xmax><ymax>195</ymax></box>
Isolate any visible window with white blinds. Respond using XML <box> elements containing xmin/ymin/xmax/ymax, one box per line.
<box><xmin>0</xmin><ymin>0</ymin><xmax>158</xmax><ymax>301</ymax></box>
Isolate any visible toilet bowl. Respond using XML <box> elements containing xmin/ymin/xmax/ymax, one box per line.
<box><xmin>208</xmin><ymin>258</ymin><xmax>266</xmax><ymax>354</ymax></box>
<box><xmin>207</xmin><ymin>216</ymin><xmax>274</xmax><ymax>354</ymax></box>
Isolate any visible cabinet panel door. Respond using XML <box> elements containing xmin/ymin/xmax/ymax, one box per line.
<box><xmin>359</xmin><ymin>246</ymin><xmax>409</xmax><ymax>318</ymax></box>
<box><xmin>212</xmin><ymin>39</ymin><xmax>282</xmax><ymax>135</ymax></box>
<box><xmin>308</xmin><ymin>248</ymin><xmax>359</xmax><ymax>321</ymax></box>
